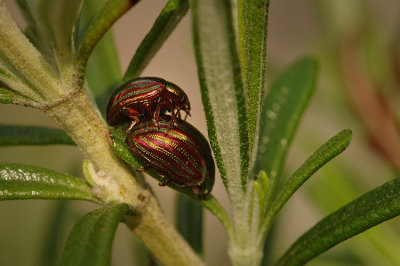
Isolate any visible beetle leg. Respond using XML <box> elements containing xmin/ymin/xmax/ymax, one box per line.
<box><xmin>170</xmin><ymin>107</ymin><xmax>179</xmax><ymax>127</ymax></box>
<box><xmin>159</xmin><ymin>179</ymin><xmax>170</xmax><ymax>187</ymax></box>
<box><xmin>176</xmin><ymin>107</ymin><xmax>182</xmax><ymax>119</ymax></box>
<box><xmin>170</xmin><ymin>107</ymin><xmax>176</xmax><ymax>121</ymax></box>
<box><xmin>183</xmin><ymin>110</ymin><xmax>191</xmax><ymax>121</ymax></box>
<box><xmin>165</xmin><ymin>124</ymin><xmax>173</xmax><ymax>134</ymax></box>
<box><xmin>126</xmin><ymin>117</ymin><xmax>139</xmax><ymax>132</ymax></box>
<box><xmin>190</xmin><ymin>186</ymin><xmax>206</xmax><ymax>199</ymax></box>
<box><xmin>158</xmin><ymin>173</ymin><xmax>170</xmax><ymax>186</ymax></box>
<box><xmin>153</xmin><ymin>98</ymin><xmax>162</xmax><ymax>125</ymax></box>
<box><xmin>149</xmin><ymin>168</ymin><xmax>170</xmax><ymax>186</ymax></box>
<box><xmin>136</xmin><ymin>165</ymin><xmax>149</xmax><ymax>172</ymax></box>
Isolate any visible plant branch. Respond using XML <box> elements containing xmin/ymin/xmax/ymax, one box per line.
<box><xmin>46</xmin><ymin>89</ymin><xmax>202</xmax><ymax>266</ymax></box>
<box><xmin>125</xmin><ymin>196</ymin><xmax>205</xmax><ymax>266</ymax></box>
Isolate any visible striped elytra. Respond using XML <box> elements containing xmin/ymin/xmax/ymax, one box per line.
<box><xmin>106</xmin><ymin>77</ymin><xmax>191</xmax><ymax>126</ymax></box>
<box><xmin>125</xmin><ymin>115</ymin><xmax>215</xmax><ymax>197</ymax></box>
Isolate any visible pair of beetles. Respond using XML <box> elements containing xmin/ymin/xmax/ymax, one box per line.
<box><xmin>106</xmin><ymin>77</ymin><xmax>215</xmax><ymax>198</ymax></box>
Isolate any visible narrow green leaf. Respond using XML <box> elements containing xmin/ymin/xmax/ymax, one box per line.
<box><xmin>81</xmin><ymin>0</ymin><xmax>122</xmax><ymax>114</ymax></box>
<box><xmin>0</xmin><ymin>86</ymin><xmax>39</xmax><ymax>107</ymax></box>
<box><xmin>253</xmin><ymin>182</ymin><xmax>263</xmax><ymax>214</ymax></box>
<box><xmin>200</xmin><ymin>194</ymin><xmax>233</xmax><ymax>236</ymax></box>
<box><xmin>77</xmin><ymin>0</ymin><xmax>139</xmax><ymax>78</ymax></box>
<box><xmin>59</xmin><ymin>204</ymin><xmax>133</xmax><ymax>266</ymax></box>
<box><xmin>256</xmin><ymin>57</ymin><xmax>318</xmax><ymax>197</ymax></box>
<box><xmin>238</xmin><ymin>0</ymin><xmax>270</xmax><ymax>173</ymax></box>
<box><xmin>191</xmin><ymin>0</ymin><xmax>249</xmax><ymax>192</ymax></box>
<box><xmin>0</xmin><ymin>52</ymin><xmax>45</xmax><ymax>102</ymax></box>
<box><xmin>248</xmin><ymin>182</ymin><xmax>258</xmax><ymax>236</ymax></box>
<box><xmin>175</xmin><ymin>193</ymin><xmax>203</xmax><ymax>255</ymax></box>
<box><xmin>0</xmin><ymin>163</ymin><xmax>96</xmax><ymax>201</ymax></box>
<box><xmin>38</xmin><ymin>201</ymin><xmax>71</xmax><ymax>266</ymax></box>
<box><xmin>309</xmin><ymin>165</ymin><xmax>400</xmax><ymax>266</ymax></box>
<box><xmin>107</xmin><ymin>127</ymin><xmax>141</xmax><ymax>170</ymax></box>
<box><xmin>86</xmin><ymin>32</ymin><xmax>121</xmax><ymax>114</ymax></box>
<box><xmin>254</xmin><ymin>171</ymin><xmax>269</xmax><ymax>222</ymax></box>
<box><xmin>123</xmin><ymin>0</ymin><xmax>189</xmax><ymax>81</ymax></box>
<box><xmin>263</xmin><ymin>130</ymin><xmax>352</xmax><ymax>236</ymax></box>
<box><xmin>258</xmin><ymin>170</ymin><xmax>269</xmax><ymax>197</ymax></box>
<box><xmin>0</xmin><ymin>125</ymin><xmax>74</xmax><ymax>146</ymax></box>
<box><xmin>76</xmin><ymin>0</ymin><xmax>102</xmax><ymax>43</ymax></box>
<box><xmin>276</xmin><ymin>177</ymin><xmax>400</xmax><ymax>266</ymax></box>
<box><xmin>0</xmin><ymin>88</ymin><xmax>14</xmax><ymax>103</ymax></box>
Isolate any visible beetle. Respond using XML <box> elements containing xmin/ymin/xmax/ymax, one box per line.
<box><xmin>106</xmin><ymin>77</ymin><xmax>191</xmax><ymax>126</ymax></box>
<box><xmin>125</xmin><ymin>115</ymin><xmax>215</xmax><ymax>197</ymax></box>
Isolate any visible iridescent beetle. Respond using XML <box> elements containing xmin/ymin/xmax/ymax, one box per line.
<box><xmin>125</xmin><ymin>115</ymin><xmax>215</xmax><ymax>197</ymax></box>
<box><xmin>106</xmin><ymin>77</ymin><xmax>191</xmax><ymax>126</ymax></box>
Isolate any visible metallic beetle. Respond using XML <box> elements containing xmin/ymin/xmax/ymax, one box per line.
<box><xmin>125</xmin><ymin>115</ymin><xmax>214</xmax><ymax>197</ymax></box>
<box><xmin>106</xmin><ymin>77</ymin><xmax>191</xmax><ymax>126</ymax></box>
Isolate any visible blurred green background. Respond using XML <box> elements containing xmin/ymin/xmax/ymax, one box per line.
<box><xmin>1</xmin><ymin>0</ymin><xmax>400</xmax><ymax>265</ymax></box>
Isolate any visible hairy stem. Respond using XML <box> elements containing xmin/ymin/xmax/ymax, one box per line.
<box><xmin>0</xmin><ymin>0</ymin><xmax>61</xmax><ymax>98</ymax></box>
<box><xmin>46</xmin><ymin>89</ymin><xmax>203</xmax><ymax>266</ymax></box>
<box><xmin>125</xmin><ymin>196</ymin><xmax>205</xmax><ymax>266</ymax></box>
<box><xmin>229</xmin><ymin>191</ymin><xmax>263</xmax><ymax>266</ymax></box>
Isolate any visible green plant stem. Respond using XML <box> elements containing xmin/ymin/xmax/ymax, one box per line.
<box><xmin>228</xmin><ymin>195</ymin><xmax>263</xmax><ymax>266</ymax></box>
<box><xmin>45</xmin><ymin>90</ymin><xmax>203</xmax><ymax>266</ymax></box>
<box><xmin>125</xmin><ymin>196</ymin><xmax>204</xmax><ymax>266</ymax></box>
<box><xmin>228</xmin><ymin>241</ymin><xmax>263</xmax><ymax>266</ymax></box>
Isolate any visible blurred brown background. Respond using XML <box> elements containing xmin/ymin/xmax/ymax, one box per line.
<box><xmin>1</xmin><ymin>0</ymin><xmax>400</xmax><ymax>265</ymax></box>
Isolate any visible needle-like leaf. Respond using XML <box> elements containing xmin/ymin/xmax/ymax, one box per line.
<box><xmin>175</xmin><ymin>193</ymin><xmax>203</xmax><ymax>255</ymax></box>
<box><xmin>191</xmin><ymin>0</ymin><xmax>249</xmax><ymax>193</ymax></box>
<box><xmin>76</xmin><ymin>0</ymin><xmax>139</xmax><ymax>82</ymax></box>
<box><xmin>123</xmin><ymin>0</ymin><xmax>189</xmax><ymax>81</ymax></box>
<box><xmin>238</xmin><ymin>0</ymin><xmax>270</xmax><ymax>173</ymax></box>
<box><xmin>276</xmin><ymin>177</ymin><xmax>400</xmax><ymax>266</ymax></box>
<box><xmin>256</xmin><ymin>58</ymin><xmax>318</xmax><ymax>198</ymax></box>
<box><xmin>0</xmin><ymin>163</ymin><xmax>96</xmax><ymax>201</ymax></box>
<box><xmin>262</xmin><ymin>130</ymin><xmax>352</xmax><ymax>237</ymax></box>
<box><xmin>80</xmin><ymin>0</ymin><xmax>122</xmax><ymax>114</ymax></box>
<box><xmin>0</xmin><ymin>125</ymin><xmax>74</xmax><ymax>146</ymax></box>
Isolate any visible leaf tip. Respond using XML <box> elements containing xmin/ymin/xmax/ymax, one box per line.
<box><xmin>338</xmin><ymin>129</ymin><xmax>353</xmax><ymax>147</ymax></box>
